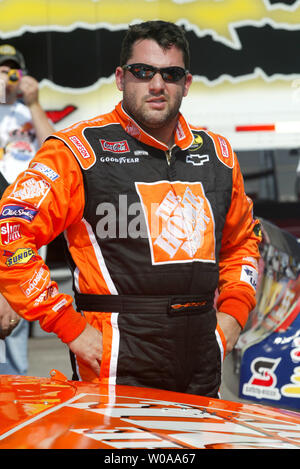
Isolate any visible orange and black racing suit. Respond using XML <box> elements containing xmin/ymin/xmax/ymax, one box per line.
<box><xmin>0</xmin><ymin>102</ymin><xmax>261</xmax><ymax>397</ymax></box>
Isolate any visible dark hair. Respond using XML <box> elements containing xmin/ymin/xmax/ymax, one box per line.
<box><xmin>120</xmin><ymin>20</ymin><xmax>190</xmax><ymax>70</ymax></box>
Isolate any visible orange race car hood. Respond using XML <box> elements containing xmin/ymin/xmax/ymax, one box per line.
<box><xmin>0</xmin><ymin>372</ymin><xmax>299</xmax><ymax>450</ymax></box>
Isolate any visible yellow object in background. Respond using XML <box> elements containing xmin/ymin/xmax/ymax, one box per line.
<box><xmin>7</xmin><ymin>69</ymin><xmax>22</xmax><ymax>85</ymax></box>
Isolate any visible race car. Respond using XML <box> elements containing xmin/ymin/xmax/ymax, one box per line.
<box><xmin>0</xmin><ymin>370</ymin><xmax>299</xmax><ymax>450</ymax></box>
<box><xmin>227</xmin><ymin>219</ymin><xmax>300</xmax><ymax>412</ymax></box>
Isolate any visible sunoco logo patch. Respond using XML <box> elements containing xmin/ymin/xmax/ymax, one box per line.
<box><xmin>4</xmin><ymin>248</ymin><xmax>37</xmax><ymax>266</ymax></box>
<box><xmin>190</xmin><ymin>134</ymin><xmax>204</xmax><ymax>151</ymax></box>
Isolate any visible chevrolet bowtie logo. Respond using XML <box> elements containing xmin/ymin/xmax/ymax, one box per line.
<box><xmin>186</xmin><ymin>154</ymin><xmax>209</xmax><ymax>166</ymax></box>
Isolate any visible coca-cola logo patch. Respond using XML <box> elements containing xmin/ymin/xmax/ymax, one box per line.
<box><xmin>100</xmin><ymin>139</ymin><xmax>130</xmax><ymax>154</ymax></box>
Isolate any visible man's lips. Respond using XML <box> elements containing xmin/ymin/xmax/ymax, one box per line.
<box><xmin>146</xmin><ymin>97</ymin><xmax>167</xmax><ymax>109</ymax></box>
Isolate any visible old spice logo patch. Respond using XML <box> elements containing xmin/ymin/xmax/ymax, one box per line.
<box><xmin>0</xmin><ymin>222</ymin><xmax>21</xmax><ymax>245</ymax></box>
<box><xmin>0</xmin><ymin>204</ymin><xmax>38</xmax><ymax>223</ymax></box>
<box><xmin>100</xmin><ymin>139</ymin><xmax>130</xmax><ymax>153</ymax></box>
<box><xmin>135</xmin><ymin>181</ymin><xmax>216</xmax><ymax>265</ymax></box>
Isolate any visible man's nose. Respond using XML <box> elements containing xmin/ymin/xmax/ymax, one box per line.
<box><xmin>149</xmin><ymin>72</ymin><xmax>166</xmax><ymax>92</ymax></box>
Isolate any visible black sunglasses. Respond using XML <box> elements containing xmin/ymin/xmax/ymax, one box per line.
<box><xmin>122</xmin><ymin>63</ymin><xmax>189</xmax><ymax>83</ymax></box>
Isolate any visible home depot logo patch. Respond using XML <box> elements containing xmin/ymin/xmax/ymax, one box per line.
<box><xmin>135</xmin><ymin>181</ymin><xmax>216</xmax><ymax>265</ymax></box>
<box><xmin>20</xmin><ymin>267</ymin><xmax>50</xmax><ymax>298</ymax></box>
<box><xmin>10</xmin><ymin>174</ymin><xmax>51</xmax><ymax>208</ymax></box>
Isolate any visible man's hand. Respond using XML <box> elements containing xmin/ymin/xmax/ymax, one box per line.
<box><xmin>18</xmin><ymin>74</ymin><xmax>54</xmax><ymax>146</ymax></box>
<box><xmin>19</xmin><ymin>75</ymin><xmax>39</xmax><ymax>107</ymax></box>
<box><xmin>68</xmin><ymin>323</ymin><xmax>103</xmax><ymax>378</ymax></box>
<box><xmin>216</xmin><ymin>312</ymin><xmax>242</xmax><ymax>355</ymax></box>
<box><xmin>0</xmin><ymin>293</ymin><xmax>21</xmax><ymax>339</ymax></box>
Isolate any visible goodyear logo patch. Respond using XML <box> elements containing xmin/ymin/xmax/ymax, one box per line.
<box><xmin>4</xmin><ymin>248</ymin><xmax>36</xmax><ymax>267</ymax></box>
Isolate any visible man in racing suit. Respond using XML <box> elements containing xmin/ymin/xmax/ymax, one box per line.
<box><xmin>0</xmin><ymin>21</ymin><xmax>261</xmax><ymax>397</ymax></box>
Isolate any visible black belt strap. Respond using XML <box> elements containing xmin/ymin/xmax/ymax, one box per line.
<box><xmin>75</xmin><ymin>292</ymin><xmax>214</xmax><ymax>315</ymax></box>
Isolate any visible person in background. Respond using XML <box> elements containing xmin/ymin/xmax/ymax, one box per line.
<box><xmin>0</xmin><ymin>23</ymin><xmax>260</xmax><ymax>396</ymax></box>
<box><xmin>0</xmin><ymin>44</ymin><xmax>54</xmax><ymax>374</ymax></box>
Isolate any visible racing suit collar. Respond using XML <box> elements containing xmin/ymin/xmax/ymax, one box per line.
<box><xmin>115</xmin><ymin>101</ymin><xmax>194</xmax><ymax>151</ymax></box>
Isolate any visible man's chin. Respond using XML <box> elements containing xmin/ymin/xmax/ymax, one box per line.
<box><xmin>141</xmin><ymin>111</ymin><xmax>172</xmax><ymax>129</ymax></box>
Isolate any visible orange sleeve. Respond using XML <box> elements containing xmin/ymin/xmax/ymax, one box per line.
<box><xmin>217</xmin><ymin>153</ymin><xmax>262</xmax><ymax>329</ymax></box>
<box><xmin>0</xmin><ymin>138</ymin><xmax>88</xmax><ymax>343</ymax></box>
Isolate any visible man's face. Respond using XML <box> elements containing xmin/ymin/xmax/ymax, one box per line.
<box><xmin>115</xmin><ymin>39</ymin><xmax>192</xmax><ymax>137</ymax></box>
<box><xmin>0</xmin><ymin>61</ymin><xmax>20</xmax><ymax>103</ymax></box>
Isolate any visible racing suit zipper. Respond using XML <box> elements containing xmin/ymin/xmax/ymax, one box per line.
<box><xmin>165</xmin><ymin>145</ymin><xmax>176</xmax><ymax>165</ymax></box>
<box><xmin>165</xmin><ymin>149</ymin><xmax>172</xmax><ymax>165</ymax></box>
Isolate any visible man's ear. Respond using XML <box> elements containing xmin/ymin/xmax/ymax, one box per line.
<box><xmin>183</xmin><ymin>72</ymin><xmax>193</xmax><ymax>97</ymax></box>
<box><xmin>115</xmin><ymin>66</ymin><xmax>125</xmax><ymax>91</ymax></box>
<box><xmin>183</xmin><ymin>73</ymin><xmax>193</xmax><ymax>96</ymax></box>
